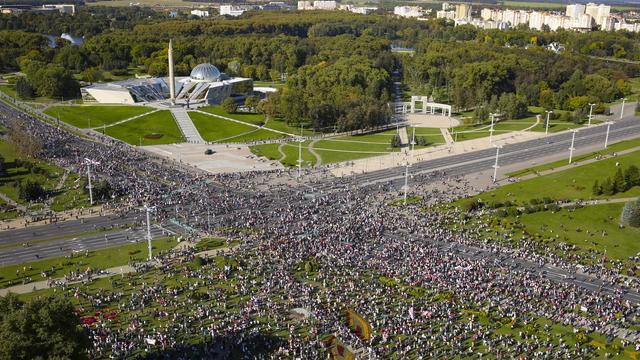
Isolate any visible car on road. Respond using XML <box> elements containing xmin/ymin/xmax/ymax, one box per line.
<box><xmin>204</xmin><ymin>149</ymin><xmax>216</xmax><ymax>155</ymax></box>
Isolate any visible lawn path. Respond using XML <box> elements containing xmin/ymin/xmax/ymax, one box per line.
<box><xmin>0</xmin><ymin>192</ymin><xmax>26</xmax><ymax>212</ymax></box>
<box><xmin>277</xmin><ymin>143</ymin><xmax>287</xmax><ymax>162</ymax></box>
<box><xmin>308</xmin><ymin>139</ymin><xmax>322</xmax><ymax>166</ymax></box>
<box><xmin>55</xmin><ymin>170</ymin><xmax>69</xmax><ymax>191</ymax></box>
<box><xmin>95</xmin><ymin>109</ymin><xmax>159</xmax><ymax>129</ymax></box>
<box><xmin>192</xmin><ymin>110</ymin><xmax>294</xmax><ymax>137</ymax></box>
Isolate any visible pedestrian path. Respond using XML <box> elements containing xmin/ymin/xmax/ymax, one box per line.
<box><xmin>170</xmin><ymin>108</ymin><xmax>205</xmax><ymax>143</ymax></box>
<box><xmin>440</xmin><ymin>128</ymin><xmax>454</xmax><ymax>145</ymax></box>
<box><xmin>96</xmin><ymin>109</ymin><xmax>159</xmax><ymax>129</ymax></box>
<box><xmin>398</xmin><ymin>126</ymin><xmax>409</xmax><ymax>146</ymax></box>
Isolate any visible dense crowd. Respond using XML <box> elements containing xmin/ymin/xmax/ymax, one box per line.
<box><xmin>1</xmin><ymin>102</ymin><xmax>639</xmax><ymax>358</ymax></box>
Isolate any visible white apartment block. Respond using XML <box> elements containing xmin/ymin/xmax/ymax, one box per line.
<box><xmin>190</xmin><ymin>9</ymin><xmax>210</xmax><ymax>17</ymax></box>
<box><xmin>313</xmin><ymin>1</ymin><xmax>337</xmax><ymax>10</ymax></box>
<box><xmin>394</xmin><ymin>6</ymin><xmax>424</xmax><ymax>18</ymax></box>
<box><xmin>436</xmin><ymin>10</ymin><xmax>455</xmax><ymax>20</ymax></box>
<box><xmin>297</xmin><ymin>1</ymin><xmax>313</xmax><ymax>10</ymax></box>
<box><xmin>220</xmin><ymin>5</ymin><xmax>246</xmax><ymax>16</ymax></box>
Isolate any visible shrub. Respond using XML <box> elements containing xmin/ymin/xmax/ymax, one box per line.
<box><xmin>461</xmin><ymin>199</ymin><xmax>483</xmax><ymax>212</ymax></box>
<box><xmin>620</xmin><ymin>199</ymin><xmax>640</xmax><ymax>228</ymax></box>
<box><xmin>390</xmin><ymin>135</ymin><xmax>402</xmax><ymax>148</ymax></box>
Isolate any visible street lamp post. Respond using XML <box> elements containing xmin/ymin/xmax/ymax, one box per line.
<box><xmin>411</xmin><ymin>125</ymin><xmax>416</xmax><ymax>152</ymax></box>
<box><xmin>568</xmin><ymin>129</ymin><xmax>578</xmax><ymax>164</ymax></box>
<box><xmin>403</xmin><ymin>161</ymin><xmax>411</xmax><ymax>205</ymax></box>
<box><xmin>83</xmin><ymin>158</ymin><xmax>99</xmax><ymax>206</ymax></box>
<box><xmin>144</xmin><ymin>205</ymin><xmax>156</xmax><ymax>261</ymax></box>
<box><xmin>297</xmin><ymin>125</ymin><xmax>304</xmax><ymax>180</ymax></box>
<box><xmin>492</xmin><ymin>144</ymin><xmax>502</xmax><ymax>183</ymax></box>
<box><xmin>604</xmin><ymin>121</ymin><xmax>613</xmax><ymax>148</ymax></box>
<box><xmin>620</xmin><ymin>98</ymin><xmax>627</xmax><ymax>119</ymax></box>
<box><xmin>489</xmin><ymin>113</ymin><xmax>497</xmax><ymax>144</ymax></box>
<box><xmin>588</xmin><ymin>103</ymin><xmax>595</xmax><ymax>126</ymax></box>
<box><xmin>545</xmin><ymin>110</ymin><xmax>553</xmax><ymax>135</ymax></box>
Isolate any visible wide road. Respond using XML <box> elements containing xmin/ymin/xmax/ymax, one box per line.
<box><xmin>0</xmin><ymin>222</ymin><xmax>183</xmax><ymax>266</ymax></box>
<box><xmin>317</xmin><ymin>116</ymin><xmax>640</xmax><ymax>191</ymax></box>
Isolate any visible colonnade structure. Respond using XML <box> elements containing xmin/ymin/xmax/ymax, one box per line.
<box><xmin>397</xmin><ymin>96</ymin><xmax>452</xmax><ymax>116</ymax></box>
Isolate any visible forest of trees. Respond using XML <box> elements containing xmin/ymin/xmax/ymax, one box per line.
<box><xmin>0</xmin><ymin>9</ymin><xmax>639</xmax><ymax>130</ymax></box>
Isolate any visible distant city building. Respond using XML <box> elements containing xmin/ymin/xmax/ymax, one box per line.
<box><xmin>436</xmin><ymin>10</ymin><xmax>455</xmax><ymax>20</ymax></box>
<box><xmin>41</xmin><ymin>4</ymin><xmax>75</xmax><ymax>14</ymax></box>
<box><xmin>313</xmin><ymin>1</ymin><xmax>337</xmax><ymax>10</ymax></box>
<box><xmin>586</xmin><ymin>3</ymin><xmax>610</xmax><ymax>25</ymax></box>
<box><xmin>455</xmin><ymin>3</ymin><xmax>472</xmax><ymax>20</ymax></box>
<box><xmin>339</xmin><ymin>5</ymin><xmax>377</xmax><ymax>14</ymax></box>
<box><xmin>394</xmin><ymin>6</ymin><xmax>424</xmax><ymax>18</ymax></box>
<box><xmin>297</xmin><ymin>1</ymin><xmax>313</xmax><ymax>10</ymax></box>
<box><xmin>190</xmin><ymin>9</ymin><xmax>210</xmax><ymax>17</ymax></box>
<box><xmin>566</xmin><ymin>4</ymin><xmax>585</xmax><ymax>20</ymax></box>
<box><xmin>168</xmin><ymin>11</ymin><xmax>178</xmax><ymax>18</ymax></box>
<box><xmin>220</xmin><ymin>5</ymin><xmax>245</xmax><ymax>16</ymax></box>
<box><xmin>442</xmin><ymin>2</ymin><xmax>453</xmax><ymax>11</ymax></box>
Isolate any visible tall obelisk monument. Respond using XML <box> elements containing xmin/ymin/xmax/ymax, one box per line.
<box><xmin>168</xmin><ymin>39</ymin><xmax>176</xmax><ymax>105</ymax></box>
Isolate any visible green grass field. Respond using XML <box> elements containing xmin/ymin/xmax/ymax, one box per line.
<box><xmin>190</xmin><ymin>111</ymin><xmax>284</xmax><ymax>143</ymax></box>
<box><xmin>105</xmin><ymin>110</ymin><xmax>184</xmax><ymax>146</ymax></box>
<box><xmin>0</xmin><ymin>237</ymin><xmax>177</xmax><ymax>289</ymax></box>
<box><xmin>516</xmin><ymin>203</ymin><xmax>640</xmax><ymax>262</ymax></box>
<box><xmin>250</xmin><ymin>140</ymin><xmax>317</xmax><ymax>167</ymax></box>
<box><xmin>199</xmin><ymin>106</ymin><xmax>266</xmax><ymax>125</ymax></box>
<box><xmin>475</xmin><ymin>150</ymin><xmax>640</xmax><ymax>204</ymax></box>
<box><xmin>507</xmin><ymin>137</ymin><xmax>640</xmax><ymax>178</ymax></box>
<box><xmin>44</xmin><ymin>105</ymin><xmax>152</xmax><ymax>129</ymax></box>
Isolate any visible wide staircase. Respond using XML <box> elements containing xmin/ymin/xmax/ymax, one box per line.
<box><xmin>170</xmin><ymin>108</ymin><xmax>204</xmax><ymax>143</ymax></box>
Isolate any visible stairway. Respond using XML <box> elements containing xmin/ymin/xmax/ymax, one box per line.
<box><xmin>170</xmin><ymin>108</ymin><xmax>204</xmax><ymax>143</ymax></box>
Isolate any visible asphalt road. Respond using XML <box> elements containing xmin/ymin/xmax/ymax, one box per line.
<box><xmin>315</xmin><ymin>117</ymin><xmax>640</xmax><ymax>191</ymax></box>
<box><xmin>0</xmin><ymin>222</ymin><xmax>182</xmax><ymax>267</ymax></box>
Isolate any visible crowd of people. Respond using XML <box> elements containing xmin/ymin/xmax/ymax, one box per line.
<box><xmin>1</xmin><ymin>101</ymin><xmax>640</xmax><ymax>358</ymax></box>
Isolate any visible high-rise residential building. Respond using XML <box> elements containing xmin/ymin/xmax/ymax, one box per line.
<box><xmin>529</xmin><ymin>11</ymin><xmax>545</xmax><ymax>30</ymax></box>
<box><xmin>565</xmin><ymin>4</ymin><xmax>585</xmax><ymax>19</ymax></box>
<box><xmin>394</xmin><ymin>6</ymin><xmax>424</xmax><ymax>18</ymax></box>
<box><xmin>455</xmin><ymin>3</ymin><xmax>472</xmax><ymax>20</ymax></box>
<box><xmin>585</xmin><ymin>3</ymin><xmax>610</xmax><ymax>25</ymax></box>
<box><xmin>313</xmin><ymin>1</ymin><xmax>337</xmax><ymax>10</ymax></box>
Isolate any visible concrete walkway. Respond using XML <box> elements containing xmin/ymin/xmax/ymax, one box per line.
<box><xmin>398</xmin><ymin>126</ymin><xmax>409</xmax><ymax>146</ymax></box>
<box><xmin>0</xmin><ymin>192</ymin><xmax>26</xmax><ymax>212</ymax></box>
<box><xmin>171</xmin><ymin>108</ymin><xmax>205</xmax><ymax>143</ymax></box>
<box><xmin>440</xmin><ymin>128</ymin><xmax>455</xmax><ymax>145</ymax></box>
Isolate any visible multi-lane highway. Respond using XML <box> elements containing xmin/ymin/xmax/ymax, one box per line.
<box><xmin>319</xmin><ymin>116</ymin><xmax>640</xmax><ymax>190</ymax></box>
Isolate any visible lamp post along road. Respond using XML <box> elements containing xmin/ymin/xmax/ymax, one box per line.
<box><xmin>489</xmin><ymin>113</ymin><xmax>497</xmax><ymax>144</ymax></box>
<box><xmin>403</xmin><ymin>161</ymin><xmax>411</xmax><ymax>205</ymax></box>
<box><xmin>604</xmin><ymin>121</ymin><xmax>613</xmax><ymax>148</ymax></box>
<box><xmin>588</xmin><ymin>103</ymin><xmax>595</xmax><ymax>126</ymax></box>
<box><xmin>83</xmin><ymin>158</ymin><xmax>100</xmax><ymax>205</ymax></box>
<box><xmin>620</xmin><ymin>98</ymin><xmax>627</xmax><ymax>119</ymax></box>
<box><xmin>492</xmin><ymin>144</ymin><xmax>502</xmax><ymax>183</ymax></box>
<box><xmin>144</xmin><ymin>205</ymin><xmax>156</xmax><ymax>261</ymax></box>
<box><xmin>569</xmin><ymin>129</ymin><xmax>578</xmax><ymax>164</ymax></box>
<box><xmin>545</xmin><ymin>110</ymin><xmax>553</xmax><ymax>135</ymax></box>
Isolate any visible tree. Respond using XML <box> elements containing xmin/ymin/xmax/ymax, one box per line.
<box><xmin>244</xmin><ymin>96</ymin><xmax>260</xmax><ymax>112</ymax></box>
<box><xmin>81</xmin><ymin>67</ymin><xmax>103</xmax><ymax>83</ymax></box>
<box><xmin>7</xmin><ymin>119</ymin><xmax>42</xmax><ymax>159</ymax></box>
<box><xmin>18</xmin><ymin>180</ymin><xmax>45</xmax><ymax>201</ymax></box>
<box><xmin>624</xmin><ymin>165</ymin><xmax>640</xmax><ymax>190</ymax></box>
<box><xmin>592</xmin><ymin>180</ymin><xmax>602</xmax><ymax>196</ymax></box>
<box><xmin>0</xmin><ymin>294</ymin><xmax>90</xmax><ymax>360</ymax></box>
<box><xmin>390</xmin><ymin>134</ymin><xmax>401</xmax><ymax>148</ymax></box>
<box><xmin>222</xmin><ymin>98</ymin><xmax>238</xmax><ymax>114</ymax></box>
<box><xmin>620</xmin><ymin>199</ymin><xmax>640</xmax><ymax>228</ymax></box>
<box><xmin>15</xmin><ymin>77</ymin><xmax>34</xmax><ymax>99</ymax></box>
<box><xmin>92</xmin><ymin>180</ymin><xmax>113</xmax><ymax>201</ymax></box>
<box><xmin>601</xmin><ymin>177</ymin><xmax>614</xmax><ymax>196</ymax></box>
<box><xmin>613</xmin><ymin>167</ymin><xmax>627</xmax><ymax>194</ymax></box>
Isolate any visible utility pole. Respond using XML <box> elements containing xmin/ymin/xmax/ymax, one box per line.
<box><xmin>588</xmin><ymin>103</ymin><xmax>595</xmax><ymax>126</ymax></box>
<box><xmin>403</xmin><ymin>161</ymin><xmax>411</xmax><ymax>205</ymax></box>
<box><xmin>492</xmin><ymin>144</ymin><xmax>502</xmax><ymax>183</ymax></box>
<box><xmin>620</xmin><ymin>98</ymin><xmax>627</xmax><ymax>119</ymax></box>
<box><xmin>545</xmin><ymin>110</ymin><xmax>553</xmax><ymax>135</ymax></box>
<box><xmin>84</xmin><ymin>158</ymin><xmax>99</xmax><ymax>205</ymax></box>
<box><xmin>297</xmin><ymin>125</ymin><xmax>303</xmax><ymax>180</ymax></box>
<box><xmin>604</xmin><ymin>121</ymin><xmax>613</xmax><ymax>148</ymax></box>
<box><xmin>144</xmin><ymin>205</ymin><xmax>156</xmax><ymax>261</ymax></box>
<box><xmin>568</xmin><ymin>129</ymin><xmax>578</xmax><ymax>164</ymax></box>
<box><xmin>411</xmin><ymin>125</ymin><xmax>416</xmax><ymax>152</ymax></box>
<box><xmin>489</xmin><ymin>113</ymin><xmax>497</xmax><ymax>144</ymax></box>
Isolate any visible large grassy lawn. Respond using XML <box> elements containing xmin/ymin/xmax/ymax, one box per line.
<box><xmin>0</xmin><ymin>140</ymin><xmax>89</xmax><ymax>210</ymax></box>
<box><xmin>0</xmin><ymin>237</ymin><xmax>177</xmax><ymax>289</ymax></box>
<box><xmin>44</xmin><ymin>105</ymin><xmax>152</xmax><ymax>128</ymax></box>
<box><xmin>190</xmin><ymin>111</ymin><xmax>283</xmax><ymax>143</ymax></box>
<box><xmin>199</xmin><ymin>106</ymin><xmax>265</xmax><ymax>125</ymax></box>
<box><xmin>105</xmin><ymin>110</ymin><xmax>184</xmax><ymax>146</ymax></box>
<box><xmin>515</xmin><ymin>203</ymin><xmax>640</xmax><ymax>262</ymax></box>
<box><xmin>507</xmin><ymin>137</ymin><xmax>640</xmax><ymax>178</ymax></box>
<box><xmin>250</xmin><ymin>141</ymin><xmax>317</xmax><ymax>167</ymax></box>
<box><xmin>476</xmin><ymin>150</ymin><xmax>640</xmax><ymax>204</ymax></box>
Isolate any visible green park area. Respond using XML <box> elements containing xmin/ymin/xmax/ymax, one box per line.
<box><xmin>198</xmin><ymin>105</ymin><xmax>308</xmax><ymax>136</ymax></box>
<box><xmin>0</xmin><ymin>237</ymin><xmax>177</xmax><ymax>289</ymax></box>
<box><xmin>104</xmin><ymin>110</ymin><xmax>184</xmax><ymax>146</ymax></box>
<box><xmin>0</xmin><ymin>140</ymin><xmax>89</xmax><ymax>217</ymax></box>
<box><xmin>250</xmin><ymin>140</ymin><xmax>317</xmax><ymax>167</ymax></box>
<box><xmin>189</xmin><ymin>111</ymin><xmax>285</xmax><ymax>143</ymax></box>
<box><xmin>455</xmin><ymin>147</ymin><xmax>640</xmax><ymax>271</ymax></box>
<box><xmin>43</xmin><ymin>105</ymin><xmax>152</xmax><ymax>129</ymax></box>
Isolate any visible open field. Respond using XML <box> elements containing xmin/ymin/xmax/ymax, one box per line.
<box><xmin>44</xmin><ymin>105</ymin><xmax>152</xmax><ymax>129</ymax></box>
<box><xmin>105</xmin><ymin>110</ymin><xmax>184</xmax><ymax>146</ymax></box>
<box><xmin>516</xmin><ymin>203</ymin><xmax>640</xmax><ymax>262</ymax></box>
<box><xmin>198</xmin><ymin>106</ymin><xmax>305</xmax><ymax>135</ymax></box>
<box><xmin>250</xmin><ymin>140</ymin><xmax>317</xmax><ymax>167</ymax></box>
<box><xmin>190</xmin><ymin>111</ymin><xmax>285</xmax><ymax>143</ymax></box>
<box><xmin>0</xmin><ymin>237</ymin><xmax>177</xmax><ymax>289</ymax></box>
<box><xmin>474</xmin><ymin>149</ymin><xmax>640</xmax><ymax>204</ymax></box>
<box><xmin>507</xmin><ymin>137</ymin><xmax>640</xmax><ymax>178</ymax></box>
